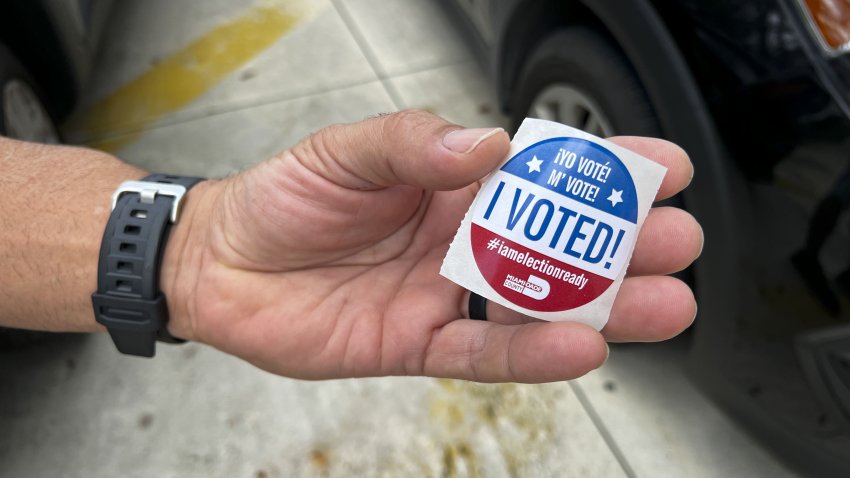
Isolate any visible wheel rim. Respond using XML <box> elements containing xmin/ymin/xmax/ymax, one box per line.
<box><xmin>529</xmin><ymin>84</ymin><xmax>615</xmax><ymax>137</ymax></box>
<box><xmin>3</xmin><ymin>79</ymin><xmax>59</xmax><ymax>143</ymax></box>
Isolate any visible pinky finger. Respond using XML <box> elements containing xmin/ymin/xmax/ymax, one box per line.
<box><xmin>601</xmin><ymin>275</ymin><xmax>697</xmax><ymax>342</ymax></box>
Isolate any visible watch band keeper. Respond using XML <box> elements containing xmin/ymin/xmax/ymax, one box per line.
<box><xmin>92</xmin><ymin>292</ymin><xmax>169</xmax><ymax>357</ymax></box>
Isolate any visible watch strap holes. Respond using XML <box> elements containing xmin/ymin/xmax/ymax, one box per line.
<box><xmin>116</xmin><ymin>280</ymin><xmax>133</xmax><ymax>292</ymax></box>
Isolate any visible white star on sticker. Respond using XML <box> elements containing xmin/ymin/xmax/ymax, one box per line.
<box><xmin>607</xmin><ymin>189</ymin><xmax>623</xmax><ymax>207</ymax></box>
<box><xmin>526</xmin><ymin>155</ymin><xmax>543</xmax><ymax>174</ymax></box>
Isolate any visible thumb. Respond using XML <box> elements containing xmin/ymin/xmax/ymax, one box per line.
<box><xmin>290</xmin><ymin>109</ymin><xmax>510</xmax><ymax>190</ymax></box>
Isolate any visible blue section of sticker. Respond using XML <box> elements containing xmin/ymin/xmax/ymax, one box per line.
<box><xmin>500</xmin><ymin>137</ymin><xmax>638</xmax><ymax>223</ymax></box>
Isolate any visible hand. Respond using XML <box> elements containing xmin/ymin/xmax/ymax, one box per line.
<box><xmin>162</xmin><ymin>110</ymin><xmax>701</xmax><ymax>383</ymax></box>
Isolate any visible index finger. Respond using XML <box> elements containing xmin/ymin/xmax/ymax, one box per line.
<box><xmin>607</xmin><ymin>136</ymin><xmax>693</xmax><ymax>201</ymax></box>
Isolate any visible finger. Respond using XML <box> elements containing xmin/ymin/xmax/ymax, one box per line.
<box><xmin>602</xmin><ymin>275</ymin><xmax>696</xmax><ymax>342</ymax></box>
<box><xmin>606</xmin><ymin>136</ymin><xmax>693</xmax><ymax>201</ymax></box>
<box><xmin>423</xmin><ymin>319</ymin><xmax>607</xmax><ymax>383</ymax></box>
<box><xmin>466</xmin><ymin>274</ymin><xmax>695</xmax><ymax>337</ymax></box>
<box><xmin>628</xmin><ymin>207</ymin><xmax>703</xmax><ymax>276</ymax></box>
<box><xmin>292</xmin><ymin>109</ymin><xmax>510</xmax><ymax>190</ymax></box>
<box><xmin>458</xmin><ymin>273</ymin><xmax>696</xmax><ymax>335</ymax></box>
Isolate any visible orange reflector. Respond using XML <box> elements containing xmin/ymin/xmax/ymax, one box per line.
<box><xmin>803</xmin><ymin>0</ymin><xmax>850</xmax><ymax>51</ymax></box>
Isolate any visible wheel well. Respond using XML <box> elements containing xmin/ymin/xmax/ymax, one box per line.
<box><xmin>496</xmin><ymin>1</ymin><xmax>612</xmax><ymax>114</ymax></box>
<box><xmin>495</xmin><ymin>0</ymin><xmax>747</xmax><ymax>355</ymax></box>
<box><xmin>0</xmin><ymin>2</ymin><xmax>77</xmax><ymax>119</ymax></box>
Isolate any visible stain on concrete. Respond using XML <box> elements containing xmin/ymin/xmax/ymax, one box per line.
<box><xmin>240</xmin><ymin>68</ymin><xmax>258</xmax><ymax>81</ymax></box>
<box><xmin>429</xmin><ymin>379</ymin><xmax>563</xmax><ymax>477</ymax></box>
<box><xmin>138</xmin><ymin>413</ymin><xmax>154</xmax><ymax>430</ymax></box>
<box><xmin>310</xmin><ymin>448</ymin><xmax>330</xmax><ymax>470</ymax></box>
<box><xmin>225</xmin><ymin>413</ymin><xmax>243</xmax><ymax>429</ymax></box>
<box><xmin>182</xmin><ymin>345</ymin><xmax>198</xmax><ymax>360</ymax></box>
<box><xmin>442</xmin><ymin>442</ymin><xmax>479</xmax><ymax>478</ymax></box>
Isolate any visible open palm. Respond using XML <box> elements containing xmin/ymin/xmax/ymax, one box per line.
<box><xmin>164</xmin><ymin>110</ymin><xmax>701</xmax><ymax>383</ymax></box>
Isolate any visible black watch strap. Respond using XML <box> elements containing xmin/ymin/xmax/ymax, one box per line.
<box><xmin>91</xmin><ymin>174</ymin><xmax>202</xmax><ymax>357</ymax></box>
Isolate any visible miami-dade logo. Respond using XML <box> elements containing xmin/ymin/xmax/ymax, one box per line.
<box><xmin>503</xmin><ymin>274</ymin><xmax>550</xmax><ymax>300</ymax></box>
<box><xmin>470</xmin><ymin>137</ymin><xmax>638</xmax><ymax>312</ymax></box>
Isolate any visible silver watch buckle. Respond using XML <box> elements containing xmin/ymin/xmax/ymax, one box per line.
<box><xmin>112</xmin><ymin>180</ymin><xmax>188</xmax><ymax>223</ymax></box>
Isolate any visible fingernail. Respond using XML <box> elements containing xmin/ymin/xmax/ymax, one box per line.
<box><xmin>443</xmin><ymin>127</ymin><xmax>503</xmax><ymax>154</ymax></box>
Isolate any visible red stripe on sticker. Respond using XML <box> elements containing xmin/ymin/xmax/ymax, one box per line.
<box><xmin>471</xmin><ymin>223</ymin><xmax>613</xmax><ymax>312</ymax></box>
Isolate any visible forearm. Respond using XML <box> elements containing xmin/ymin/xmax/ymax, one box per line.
<box><xmin>0</xmin><ymin>137</ymin><xmax>145</xmax><ymax>332</ymax></box>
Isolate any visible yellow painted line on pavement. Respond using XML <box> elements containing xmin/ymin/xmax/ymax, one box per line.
<box><xmin>70</xmin><ymin>1</ymin><xmax>310</xmax><ymax>153</ymax></box>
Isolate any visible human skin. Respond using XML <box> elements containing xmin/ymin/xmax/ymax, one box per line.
<box><xmin>0</xmin><ymin>110</ymin><xmax>701</xmax><ymax>383</ymax></box>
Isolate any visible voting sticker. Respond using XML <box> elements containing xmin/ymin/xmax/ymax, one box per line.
<box><xmin>442</xmin><ymin>118</ymin><xmax>667</xmax><ymax>329</ymax></box>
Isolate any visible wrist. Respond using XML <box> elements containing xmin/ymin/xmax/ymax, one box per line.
<box><xmin>160</xmin><ymin>178</ymin><xmax>224</xmax><ymax>343</ymax></box>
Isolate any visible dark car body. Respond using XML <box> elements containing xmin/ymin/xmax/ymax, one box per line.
<box><xmin>0</xmin><ymin>0</ymin><xmax>112</xmax><ymax>120</ymax></box>
<box><xmin>442</xmin><ymin>0</ymin><xmax>850</xmax><ymax>476</ymax></box>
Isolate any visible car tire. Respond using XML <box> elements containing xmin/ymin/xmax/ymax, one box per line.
<box><xmin>510</xmin><ymin>27</ymin><xmax>661</xmax><ymax>138</ymax></box>
<box><xmin>510</xmin><ymin>26</ymin><xmax>696</xmax><ymax>291</ymax></box>
<box><xmin>0</xmin><ymin>43</ymin><xmax>60</xmax><ymax>142</ymax></box>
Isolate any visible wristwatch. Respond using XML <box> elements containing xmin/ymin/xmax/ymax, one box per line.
<box><xmin>91</xmin><ymin>174</ymin><xmax>202</xmax><ymax>357</ymax></box>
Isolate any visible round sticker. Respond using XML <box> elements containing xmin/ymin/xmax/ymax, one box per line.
<box><xmin>470</xmin><ymin>137</ymin><xmax>638</xmax><ymax>312</ymax></box>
